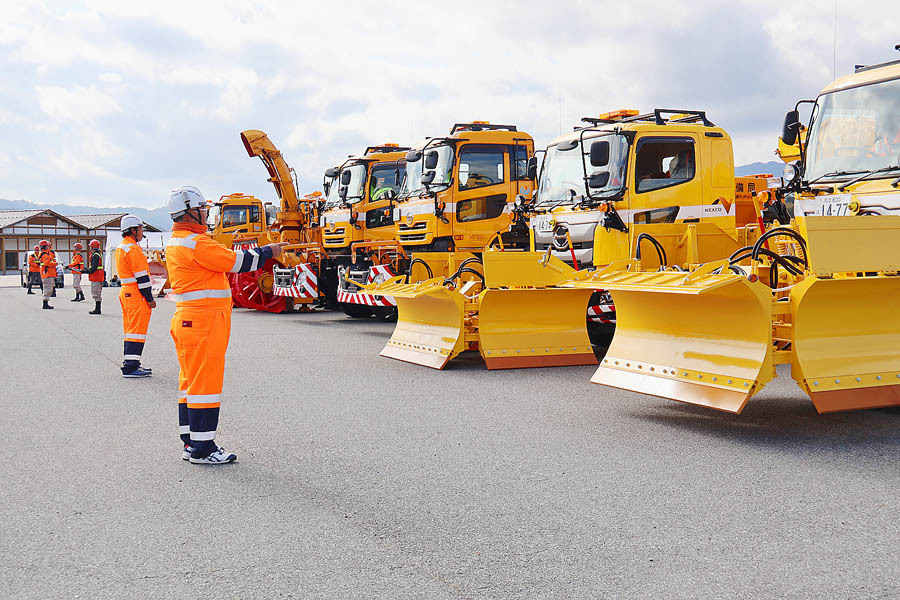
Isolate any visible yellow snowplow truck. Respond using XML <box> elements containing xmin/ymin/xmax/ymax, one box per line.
<box><xmin>349</xmin><ymin>122</ymin><xmax>535</xmax><ymax>349</ymax></box>
<box><xmin>371</xmin><ymin>109</ymin><xmax>774</xmax><ymax>369</ymax></box>
<box><xmin>588</xmin><ymin>56</ymin><xmax>900</xmax><ymax>414</ymax></box>
<box><xmin>224</xmin><ymin>129</ymin><xmax>325</xmax><ymax>313</ymax></box>
<box><xmin>315</xmin><ymin>144</ymin><xmax>411</xmax><ymax>318</ymax></box>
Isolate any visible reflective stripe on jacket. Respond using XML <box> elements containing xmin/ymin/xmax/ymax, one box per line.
<box><xmin>87</xmin><ymin>250</ymin><xmax>105</xmax><ymax>282</ymax></box>
<box><xmin>68</xmin><ymin>252</ymin><xmax>84</xmax><ymax>273</ymax></box>
<box><xmin>39</xmin><ymin>250</ymin><xmax>58</xmax><ymax>279</ymax></box>
<box><xmin>165</xmin><ymin>223</ymin><xmax>273</xmax><ymax>309</ymax></box>
<box><xmin>28</xmin><ymin>253</ymin><xmax>40</xmax><ymax>273</ymax></box>
<box><xmin>116</xmin><ymin>236</ymin><xmax>154</xmax><ymax>303</ymax></box>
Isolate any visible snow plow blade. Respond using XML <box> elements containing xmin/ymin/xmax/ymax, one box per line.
<box><xmin>791</xmin><ymin>275</ymin><xmax>900</xmax><ymax>413</ymax></box>
<box><xmin>374</xmin><ymin>277</ymin><xmax>467</xmax><ymax>369</ymax></box>
<box><xmin>478</xmin><ymin>252</ymin><xmax>596</xmax><ymax>369</ymax></box>
<box><xmin>581</xmin><ymin>265</ymin><xmax>774</xmax><ymax>413</ymax></box>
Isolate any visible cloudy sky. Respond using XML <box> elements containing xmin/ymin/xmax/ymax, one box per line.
<box><xmin>1</xmin><ymin>0</ymin><xmax>898</xmax><ymax>209</ymax></box>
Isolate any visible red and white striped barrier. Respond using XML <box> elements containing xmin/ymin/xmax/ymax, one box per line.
<box><xmin>587</xmin><ymin>301</ymin><xmax>616</xmax><ymax>324</ymax></box>
<box><xmin>273</xmin><ymin>263</ymin><xmax>319</xmax><ymax>298</ymax></box>
<box><xmin>338</xmin><ymin>264</ymin><xmax>396</xmax><ymax>307</ymax></box>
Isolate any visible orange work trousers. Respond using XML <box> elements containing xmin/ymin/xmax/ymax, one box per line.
<box><xmin>170</xmin><ymin>307</ymin><xmax>232</xmax><ymax>453</ymax></box>
<box><xmin>119</xmin><ymin>287</ymin><xmax>151</xmax><ymax>372</ymax></box>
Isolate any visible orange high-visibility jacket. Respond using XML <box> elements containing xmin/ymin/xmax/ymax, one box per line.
<box><xmin>68</xmin><ymin>252</ymin><xmax>84</xmax><ymax>273</ymax></box>
<box><xmin>165</xmin><ymin>223</ymin><xmax>272</xmax><ymax>308</ymax></box>
<box><xmin>116</xmin><ymin>237</ymin><xmax>154</xmax><ymax>304</ymax></box>
<box><xmin>28</xmin><ymin>253</ymin><xmax>40</xmax><ymax>273</ymax></box>
<box><xmin>86</xmin><ymin>250</ymin><xmax>105</xmax><ymax>282</ymax></box>
<box><xmin>39</xmin><ymin>250</ymin><xmax>57</xmax><ymax>279</ymax></box>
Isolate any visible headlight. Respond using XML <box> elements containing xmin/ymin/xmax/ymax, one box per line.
<box><xmin>783</xmin><ymin>161</ymin><xmax>799</xmax><ymax>183</ymax></box>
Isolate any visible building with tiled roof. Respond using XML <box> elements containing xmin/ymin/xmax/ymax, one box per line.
<box><xmin>0</xmin><ymin>209</ymin><xmax>158</xmax><ymax>275</ymax></box>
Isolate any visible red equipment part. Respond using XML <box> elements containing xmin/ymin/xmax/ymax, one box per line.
<box><xmin>228</xmin><ymin>258</ymin><xmax>289</xmax><ymax>313</ymax></box>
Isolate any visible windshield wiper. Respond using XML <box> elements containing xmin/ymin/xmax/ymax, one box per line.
<box><xmin>536</xmin><ymin>191</ymin><xmax>579</xmax><ymax>213</ymax></box>
<box><xmin>805</xmin><ymin>170</ymin><xmax>864</xmax><ymax>185</ymax></box>
<box><xmin>837</xmin><ymin>165</ymin><xmax>900</xmax><ymax>191</ymax></box>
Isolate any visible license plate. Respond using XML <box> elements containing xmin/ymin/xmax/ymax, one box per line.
<box><xmin>533</xmin><ymin>214</ymin><xmax>552</xmax><ymax>232</ymax></box>
<box><xmin>795</xmin><ymin>194</ymin><xmax>851</xmax><ymax>217</ymax></box>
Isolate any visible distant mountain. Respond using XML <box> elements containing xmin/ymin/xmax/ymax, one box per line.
<box><xmin>0</xmin><ymin>198</ymin><xmax>170</xmax><ymax>231</ymax></box>
<box><xmin>735</xmin><ymin>161</ymin><xmax>784</xmax><ymax>177</ymax></box>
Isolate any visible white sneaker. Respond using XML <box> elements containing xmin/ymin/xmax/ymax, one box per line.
<box><xmin>189</xmin><ymin>446</ymin><xmax>237</xmax><ymax>464</ymax></box>
<box><xmin>181</xmin><ymin>445</ymin><xmax>193</xmax><ymax>461</ymax></box>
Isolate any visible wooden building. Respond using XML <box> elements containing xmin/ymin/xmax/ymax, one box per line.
<box><xmin>0</xmin><ymin>210</ymin><xmax>160</xmax><ymax>275</ymax></box>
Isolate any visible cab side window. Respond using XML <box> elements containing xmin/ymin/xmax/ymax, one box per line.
<box><xmin>458</xmin><ymin>146</ymin><xmax>505</xmax><ymax>191</ymax></box>
<box><xmin>512</xmin><ymin>145</ymin><xmax>529</xmax><ymax>180</ymax></box>
<box><xmin>634</xmin><ymin>138</ymin><xmax>695</xmax><ymax>193</ymax></box>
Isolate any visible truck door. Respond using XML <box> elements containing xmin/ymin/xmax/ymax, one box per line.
<box><xmin>630</xmin><ymin>135</ymin><xmax>701</xmax><ymax>223</ymax></box>
<box><xmin>453</xmin><ymin>144</ymin><xmax>511</xmax><ymax>248</ymax></box>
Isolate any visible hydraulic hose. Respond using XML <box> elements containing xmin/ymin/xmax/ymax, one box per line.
<box><xmin>634</xmin><ymin>233</ymin><xmax>667</xmax><ymax>267</ymax></box>
<box><xmin>406</xmin><ymin>257</ymin><xmax>433</xmax><ymax>283</ymax></box>
<box><xmin>445</xmin><ymin>257</ymin><xmax>484</xmax><ymax>282</ymax></box>
<box><xmin>443</xmin><ymin>266</ymin><xmax>485</xmax><ymax>288</ymax></box>
<box><xmin>751</xmin><ymin>227</ymin><xmax>808</xmax><ymax>268</ymax></box>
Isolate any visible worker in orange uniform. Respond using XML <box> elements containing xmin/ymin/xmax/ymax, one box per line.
<box><xmin>83</xmin><ymin>239</ymin><xmax>105</xmax><ymax>314</ymax></box>
<box><xmin>67</xmin><ymin>242</ymin><xmax>86</xmax><ymax>302</ymax></box>
<box><xmin>165</xmin><ymin>186</ymin><xmax>287</xmax><ymax>464</ymax></box>
<box><xmin>116</xmin><ymin>215</ymin><xmax>156</xmax><ymax>378</ymax></box>
<box><xmin>37</xmin><ymin>240</ymin><xmax>58</xmax><ymax>309</ymax></box>
<box><xmin>26</xmin><ymin>245</ymin><xmax>41</xmax><ymax>294</ymax></box>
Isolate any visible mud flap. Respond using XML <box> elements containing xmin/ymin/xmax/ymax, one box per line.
<box><xmin>478</xmin><ymin>288</ymin><xmax>597</xmax><ymax>369</ymax></box>
<box><xmin>791</xmin><ymin>276</ymin><xmax>900</xmax><ymax>413</ymax></box>
<box><xmin>374</xmin><ymin>278</ymin><xmax>467</xmax><ymax>369</ymax></box>
<box><xmin>584</xmin><ymin>268</ymin><xmax>774</xmax><ymax>413</ymax></box>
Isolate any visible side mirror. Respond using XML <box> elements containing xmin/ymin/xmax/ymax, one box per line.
<box><xmin>338</xmin><ymin>185</ymin><xmax>348</xmax><ymax>199</ymax></box>
<box><xmin>325</xmin><ymin>167</ymin><xmax>339</xmax><ymax>178</ymax></box>
<box><xmin>340</xmin><ymin>170</ymin><xmax>352</xmax><ymax>185</ymax></box>
<box><xmin>588</xmin><ymin>172</ymin><xmax>610</xmax><ymax>189</ymax></box>
<box><xmin>424</xmin><ymin>150</ymin><xmax>439</xmax><ymax>170</ymax></box>
<box><xmin>782</xmin><ymin>110</ymin><xmax>800</xmax><ymax>145</ymax></box>
<box><xmin>382</xmin><ymin>189</ymin><xmax>397</xmax><ymax>201</ymax></box>
<box><xmin>590</xmin><ymin>140</ymin><xmax>610</xmax><ymax>167</ymax></box>
<box><xmin>556</xmin><ymin>139</ymin><xmax>578</xmax><ymax>152</ymax></box>
<box><xmin>405</xmin><ymin>149</ymin><xmax>422</xmax><ymax>162</ymax></box>
<box><xmin>421</xmin><ymin>171</ymin><xmax>436</xmax><ymax>185</ymax></box>
<box><xmin>513</xmin><ymin>194</ymin><xmax>527</xmax><ymax>211</ymax></box>
<box><xmin>526</xmin><ymin>156</ymin><xmax>537</xmax><ymax>180</ymax></box>
<box><xmin>394</xmin><ymin>167</ymin><xmax>402</xmax><ymax>186</ymax></box>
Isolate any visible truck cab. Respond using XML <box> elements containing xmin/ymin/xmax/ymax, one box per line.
<box><xmin>320</xmin><ymin>144</ymin><xmax>410</xmax><ymax>253</ymax></box>
<box><xmin>531</xmin><ymin>109</ymin><xmax>768</xmax><ymax>270</ymax></box>
<box><xmin>394</xmin><ymin>122</ymin><xmax>535</xmax><ymax>253</ymax></box>
<box><xmin>209</xmin><ymin>193</ymin><xmax>271</xmax><ymax>247</ymax></box>
<box><xmin>781</xmin><ymin>58</ymin><xmax>900</xmax><ymax>218</ymax></box>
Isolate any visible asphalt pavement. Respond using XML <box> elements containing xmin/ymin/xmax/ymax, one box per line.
<box><xmin>1</xmin><ymin>277</ymin><xmax>899</xmax><ymax>599</ymax></box>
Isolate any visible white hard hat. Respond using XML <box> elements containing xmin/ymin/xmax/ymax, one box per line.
<box><xmin>167</xmin><ymin>186</ymin><xmax>207</xmax><ymax>219</ymax></box>
<box><xmin>120</xmin><ymin>214</ymin><xmax>143</xmax><ymax>232</ymax></box>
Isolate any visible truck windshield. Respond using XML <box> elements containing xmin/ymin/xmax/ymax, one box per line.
<box><xmin>369</xmin><ymin>163</ymin><xmax>403</xmax><ymax>202</ymax></box>
<box><xmin>805</xmin><ymin>77</ymin><xmax>900</xmax><ymax>181</ymax></box>
<box><xmin>536</xmin><ymin>133</ymin><xmax>628</xmax><ymax>206</ymax></box>
<box><xmin>221</xmin><ymin>206</ymin><xmax>249</xmax><ymax>228</ymax></box>
<box><xmin>324</xmin><ymin>174</ymin><xmax>342</xmax><ymax>209</ymax></box>
<box><xmin>207</xmin><ymin>204</ymin><xmax>220</xmax><ymax>231</ymax></box>
<box><xmin>400</xmin><ymin>145</ymin><xmax>454</xmax><ymax>198</ymax></box>
<box><xmin>343</xmin><ymin>163</ymin><xmax>368</xmax><ymax>204</ymax></box>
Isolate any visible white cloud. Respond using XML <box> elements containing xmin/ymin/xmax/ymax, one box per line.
<box><xmin>1</xmin><ymin>0</ymin><xmax>899</xmax><ymax>208</ymax></box>
<box><xmin>35</xmin><ymin>84</ymin><xmax>122</xmax><ymax>122</ymax></box>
